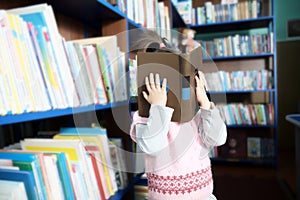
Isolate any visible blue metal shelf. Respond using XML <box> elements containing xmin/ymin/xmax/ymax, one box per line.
<box><xmin>208</xmin><ymin>89</ymin><xmax>275</xmax><ymax>94</ymax></box>
<box><xmin>0</xmin><ymin>101</ymin><xmax>129</xmax><ymax>126</ymax></box>
<box><xmin>226</xmin><ymin>124</ymin><xmax>275</xmax><ymax>128</ymax></box>
<box><xmin>203</xmin><ymin>53</ymin><xmax>274</xmax><ymax>61</ymax></box>
<box><xmin>189</xmin><ymin>16</ymin><xmax>274</xmax><ymax>33</ymax></box>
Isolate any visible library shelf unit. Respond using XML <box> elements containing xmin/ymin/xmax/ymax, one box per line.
<box><xmin>189</xmin><ymin>0</ymin><xmax>277</xmax><ymax>167</ymax></box>
<box><xmin>0</xmin><ymin>0</ymin><xmax>186</xmax><ymax>199</ymax></box>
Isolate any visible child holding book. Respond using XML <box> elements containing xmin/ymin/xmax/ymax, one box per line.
<box><xmin>130</xmin><ymin>70</ymin><xmax>227</xmax><ymax>199</ymax></box>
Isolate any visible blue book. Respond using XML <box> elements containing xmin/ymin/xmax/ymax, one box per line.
<box><xmin>0</xmin><ymin>168</ymin><xmax>38</xmax><ymax>200</ymax></box>
<box><xmin>59</xmin><ymin>127</ymin><xmax>107</xmax><ymax>135</ymax></box>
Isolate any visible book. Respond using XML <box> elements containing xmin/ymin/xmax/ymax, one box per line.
<box><xmin>56</xmin><ymin>127</ymin><xmax>118</xmax><ymax>199</ymax></box>
<box><xmin>0</xmin><ymin>168</ymin><xmax>38</xmax><ymax>200</ymax></box>
<box><xmin>137</xmin><ymin>45</ymin><xmax>202</xmax><ymax>122</ymax></box>
<box><xmin>43</xmin><ymin>152</ymin><xmax>75</xmax><ymax>200</ymax></box>
<box><xmin>72</xmin><ymin>36</ymin><xmax>127</xmax><ymax>102</ymax></box>
<box><xmin>109</xmin><ymin>138</ymin><xmax>129</xmax><ymax>189</ymax></box>
<box><xmin>42</xmin><ymin>154</ymin><xmax>65</xmax><ymax>200</ymax></box>
<box><xmin>8</xmin><ymin>3</ymin><xmax>80</xmax><ymax>108</ymax></box>
<box><xmin>0</xmin><ymin>179</ymin><xmax>28</xmax><ymax>200</ymax></box>
<box><xmin>247</xmin><ymin>137</ymin><xmax>261</xmax><ymax>158</ymax></box>
<box><xmin>85</xmin><ymin>146</ymin><xmax>106</xmax><ymax>200</ymax></box>
<box><xmin>21</xmin><ymin>138</ymin><xmax>100</xmax><ymax>200</ymax></box>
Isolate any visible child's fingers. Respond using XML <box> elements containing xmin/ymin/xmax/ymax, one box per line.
<box><xmin>161</xmin><ymin>78</ymin><xmax>167</xmax><ymax>91</ymax></box>
<box><xmin>155</xmin><ymin>73</ymin><xmax>160</xmax><ymax>88</ymax></box>
<box><xmin>149</xmin><ymin>73</ymin><xmax>155</xmax><ymax>88</ymax></box>
<box><xmin>145</xmin><ymin>76</ymin><xmax>151</xmax><ymax>92</ymax></box>
<box><xmin>142</xmin><ymin>91</ymin><xmax>149</xmax><ymax>101</ymax></box>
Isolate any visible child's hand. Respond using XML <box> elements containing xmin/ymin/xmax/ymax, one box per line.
<box><xmin>195</xmin><ymin>71</ymin><xmax>211</xmax><ymax>110</ymax></box>
<box><xmin>142</xmin><ymin>73</ymin><xmax>167</xmax><ymax>106</ymax></box>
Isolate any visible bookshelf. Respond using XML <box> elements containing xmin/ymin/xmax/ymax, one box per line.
<box><xmin>189</xmin><ymin>0</ymin><xmax>277</xmax><ymax>167</ymax></box>
<box><xmin>0</xmin><ymin>0</ymin><xmax>185</xmax><ymax>199</ymax></box>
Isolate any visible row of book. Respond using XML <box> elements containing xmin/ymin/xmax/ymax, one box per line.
<box><xmin>210</xmin><ymin>136</ymin><xmax>274</xmax><ymax>159</ymax></box>
<box><xmin>127</xmin><ymin>0</ymin><xmax>171</xmax><ymax>40</ymax></box>
<box><xmin>200</xmin><ymin>33</ymin><xmax>274</xmax><ymax>58</ymax></box>
<box><xmin>204</xmin><ymin>69</ymin><xmax>273</xmax><ymax>92</ymax></box>
<box><xmin>0</xmin><ymin>4</ymin><xmax>127</xmax><ymax>116</ymax></box>
<box><xmin>216</xmin><ymin>103</ymin><xmax>274</xmax><ymax>126</ymax></box>
<box><xmin>0</xmin><ymin>126</ymin><xmax>128</xmax><ymax>200</ymax></box>
<box><xmin>190</xmin><ymin>0</ymin><xmax>269</xmax><ymax>25</ymax></box>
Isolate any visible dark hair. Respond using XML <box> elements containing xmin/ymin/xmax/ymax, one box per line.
<box><xmin>129</xmin><ymin>29</ymin><xmax>181</xmax><ymax>54</ymax></box>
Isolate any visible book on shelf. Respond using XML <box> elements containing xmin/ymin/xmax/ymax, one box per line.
<box><xmin>109</xmin><ymin>138</ymin><xmax>129</xmax><ymax>190</ymax></box>
<box><xmin>247</xmin><ymin>137</ymin><xmax>261</xmax><ymax>158</ymax></box>
<box><xmin>21</xmin><ymin>138</ymin><xmax>100</xmax><ymax>200</ymax></box>
<box><xmin>72</xmin><ymin>36</ymin><xmax>128</xmax><ymax>103</ymax></box>
<box><xmin>0</xmin><ymin>168</ymin><xmax>38</xmax><ymax>200</ymax></box>
<box><xmin>55</xmin><ymin>127</ymin><xmax>119</xmax><ymax>199</ymax></box>
<box><xmin>216</xmin><ymin>103</ymin><xmax>274</xmax><ymax>126</ymax></box>
<box><xmin>8</xmin><ymin>3</ymin><xmax>80</xmax><ymax>109</ymax></box>
<box><xmin>247</xmin><ymin>137</ymin><xmax>274</xmax><ymax>158</ymax></box>
<box><xmin>43</xmin><ymin>152</ymin><xmax>75</xmax><ymax>200</ymax></box>
<box><xmin>85</xmin><ymin>145</ymin><xmax>106</xmax><ymax>200</ymax></box>
<box><xmin>0</xmin><ymin>179</ymin><xmax>28</xmax><ymax>200</ymax></box>
<box><xmin>0</xmin><ymin>150</ymin><xmax>47</xmax><ymax>200</ymax></box>
<box><xmin>190</xmin><ymin>0</ymin><xmax>269</xmax><ymax>26</ymax></box>
<box><xmin>42</xmin><ymin>153</ymin><xmax>65</xmax><ymax>200</ymax></box>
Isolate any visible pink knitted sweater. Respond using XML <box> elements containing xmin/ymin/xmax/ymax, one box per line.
<box><xmin>130</xmin><ymin>104</ymin><xmax>227</xmax><ymax>200</ymax></box>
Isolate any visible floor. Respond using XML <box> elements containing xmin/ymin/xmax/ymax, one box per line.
<box><xmin>212</xmin><ymin>146</ymin><xmax>297</xmax><ymax>199</ymax></box>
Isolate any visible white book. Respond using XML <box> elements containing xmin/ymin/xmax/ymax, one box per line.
<box><xmin>43</xmin><ymin>155</ymin><xmax>65</xmax><ymax>200</ymax></box>
<box><xmin>83</xmin><ymin>45</ymin><xmax>108</xmax><ymax>105</ymax></box>
<box><xmin>20</xmin><ymin>16</ymin><xmax>52</xmax><ymax>112</ymax></box>
<box><xmin>64</xmin><ymin>41</ymin><xmax>90</xmax><ymax>106</ymax></box>
<box><xmin>0</xmin><ymin>180</ymin><xmax>28</xmax><ymax>200</ymax></box>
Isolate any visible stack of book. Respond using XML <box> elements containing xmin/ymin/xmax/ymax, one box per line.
<box><xmin>0</xmin><ymin>126</ymin><xmax>128</xmax><ymax>200</ymax></box>
<box><xmin>0</xmin><ymin>3</ymin><xmax>127</xmax><ymax>116</ymax></box>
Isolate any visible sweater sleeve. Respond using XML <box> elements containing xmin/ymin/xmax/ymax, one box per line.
<box><xmin>130</xmin><ymin>104</ymin><xmax>174</xmax><ymax>156</ymax></box>
<box><xmin>193</xmin><ymin>102</ymin><xmax>227</xmax><ymax>148</ymax></box>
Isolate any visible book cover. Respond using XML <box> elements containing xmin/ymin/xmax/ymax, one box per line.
<box><xmin>247</xmin><ymin>137</ymin><xmax>261</xmax><ymax>158</ymax></box>
<box><xmin>0</xmin><ymin>168</ymin><xmax>38</xmax><ymax>200</ymax></box>
<box><xmin>0</xmin><ymin>179</ymin><xmax>28</xmax><ymax>200</ymax></box>
<box><xmin>137</xmin><ymin>45</ymin><xmax>202</xmax><ymax>122</ymax></box>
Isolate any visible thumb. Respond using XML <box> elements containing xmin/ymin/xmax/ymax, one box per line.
<box><xmin>142</xmin><ymin>91</ymin><xmax>149</xmax><ymax>102</ymax></box>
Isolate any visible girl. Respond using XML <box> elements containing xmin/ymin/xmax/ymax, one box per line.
<box><xmin>130</xmin><ymin>71</ymin><xmax>227</xmax><ymax>200</ymax></box>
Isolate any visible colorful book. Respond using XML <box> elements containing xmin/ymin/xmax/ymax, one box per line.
<box><xmin>21</xmin><ymin>138</ymin><xmax>99</xmax><ymax>200</ymax></box>
<box><xmin>56</xmin><ymin>127</ymin><xmax>118</xmax><ymax>198</ymax></box>
<box><xmin>0</xmin><ymin>151</ymin><xmax>47</xmax><ymax>200</ymax></box>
